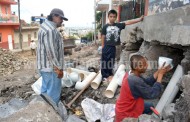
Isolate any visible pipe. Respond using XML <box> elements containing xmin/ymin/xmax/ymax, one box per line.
<box><xmin>91</xmin><ymin>71</ymin><xmax>102</xmax><ymax>89</ymax></box>
<box><xmin>155</xmin><ymin>65</ymin><xmax>184</xmax><ymax>115</ymax></box>
<box><xmin>67</xmin><ymin>68</ymin><xmax>90</xmax><ymax>77</ymax></box>
<box><xmin>105</xmin><ymin>64</ymin><xmax>126</xmax><ymax>98</ymax></box>
<box><xmin>117</xmin><ymin>70</ymin><xmax>126</xmax><ymax>86</ymax></box>
<box><xmin>75</xmin><ymin>72</ymin><xmax>97</xmax><ymax>90</ymax></box>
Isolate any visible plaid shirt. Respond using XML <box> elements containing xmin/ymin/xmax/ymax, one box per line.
<box><xmin>37</xmin><ymin>20</ymin><xmax>64</xmax><ymax>71</ymax></box>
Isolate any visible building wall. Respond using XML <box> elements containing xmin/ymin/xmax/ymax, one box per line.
<box><xmin>14</xmin><ymin>29</ymin><xmax>39</xmax><ymax>49</ymax></box>
<box><xmin>0</xmin><ymin>4</ymin><xmax>11</xmax><ymax>14</ymax></box>
<box><xmin>0</xmin><ymin>26</ymin><xmax>14</xmax><ymax>49</ymax></box>
<box><xmin>148</xmin><ymin>0</ymin><xmax>190</xmax><ymax>15</ymax></box>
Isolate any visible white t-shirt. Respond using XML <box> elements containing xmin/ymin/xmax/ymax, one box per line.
<box><xmin>30</xmin><ymin>42</ymin><xmax>36</xmax><ymax>49</ymax></box>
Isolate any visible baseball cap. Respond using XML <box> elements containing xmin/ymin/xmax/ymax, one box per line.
<box><xmin>50</xmin><ymin>8</ymin><xmax>68</xmax><ymax>21</ymax></box>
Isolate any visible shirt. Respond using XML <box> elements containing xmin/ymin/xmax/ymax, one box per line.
<box><xmin>30</xmin><ymin>42</ymin><xmax>36</xmax><ymax>49</ymax></box>
<box><xmin>101</xmin><ymin>23</ymin><xmax>125</xmax><ymax>46</ymax></box>
<box><xmin>115</xmin><ymin>72</ymin><xmax>163</xmax><ymax>121</ymax></box>
<box><xmin>37</xmin><ymin>20</ymin><xmax>64</xmax><ymax>71</ymax></box>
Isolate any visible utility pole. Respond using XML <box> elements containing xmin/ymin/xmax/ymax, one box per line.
<box><xmin>109</xmin><ymin>0</ymin><xmax>113</xmax><ymax>10</ymax></box>
<box><xmin>18</xmin><ymin>0</ymin><xmax>22</xmax><ymax>50</ymax></box>
<box><xmin>94</xmin><ymin>0</ymin><xmax>97</xmax><ymax>45</ymax></box>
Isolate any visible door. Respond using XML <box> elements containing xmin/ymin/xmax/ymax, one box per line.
<box><xmin>8</xmin><ymin>35</ymin><xmax>13</xmax><ymax>50</ymax></box>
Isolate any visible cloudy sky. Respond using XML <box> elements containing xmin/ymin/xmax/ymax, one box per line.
<box><xmin>11</xmin><ymin>0</ymin><xmax>95</xmax><ymax>28</ymax></box>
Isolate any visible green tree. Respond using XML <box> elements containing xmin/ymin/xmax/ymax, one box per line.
<box><xmin>96</xmin><ymin>11</ymin><xmax>103</xmax><ymax>32</ymax></box>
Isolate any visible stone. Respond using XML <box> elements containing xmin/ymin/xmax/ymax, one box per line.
<box><xmin>0</xmin><ymin>96</ymin><xmax>63</xmax><ymax>122</ymax></box>
<box><xmin>162</xmin><ymin>103</ymin><xmax>175</xmax><ymax>121</ymax></box>
<box><xmin>174</xmin><ymin>73</ymin><xmax>190</xmax><ymax>122</ymax></box>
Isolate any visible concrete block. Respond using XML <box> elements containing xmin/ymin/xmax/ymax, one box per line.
<box><xmin>143</xmin><ymin>5</ymin><xmax>190</xmax><ymax>46</ymax></box>
<box><xmin>0</xmin><ymin>96</ymin><xmax>63</xmax><ymax>122</ymax></box>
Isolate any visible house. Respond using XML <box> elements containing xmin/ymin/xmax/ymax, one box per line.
<box><xmin>14</xmin><ymin>26</ymin><xmax>39</xmax><ymax>49</ymax></box>
<box><xmin>0</xmin><ymin>0</ymin><xmax>19</xmax><ymax>49</ymax></box>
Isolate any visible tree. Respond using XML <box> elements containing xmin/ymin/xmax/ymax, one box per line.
<box><xmin>96</xmin><ymin>11</ymin><xmax>103</xmax><ymax>32</ymax></box>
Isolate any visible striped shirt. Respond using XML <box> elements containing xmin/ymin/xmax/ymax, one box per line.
<box><xmin>37</xmin><ymin>20</ymin><xmax>64</xmax><ymax>71</ymax></box>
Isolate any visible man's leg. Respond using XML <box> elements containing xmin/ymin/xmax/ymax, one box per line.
<box><xmin>143</xmin><ymin>102</ymin><xmax>154</xmax><ymax>114</ymax></box>
<box><xmin>107</xmin><ymin>46</ymin><xmax>116</xmax><ymax>77</ymax></box>
<box><xmin>47</xmin><ymin>72</ymin><xmax>62</xmax><ymax>104</ymax></box>
<box><xmin>40</xmin><ymin>71</ymin><xmax>62</xmax><ymax>104</ymax></box>
<box><xmin>101</xmin><ymin>46</ymin><xmax>110</xmax><ymax>80</ymax></box>
<box><xmin>31</xmin><ymin>49</ymin><xmax>33</xmax><ymax>55</ymax></box>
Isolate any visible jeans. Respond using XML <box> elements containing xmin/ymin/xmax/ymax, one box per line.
<box><xmin>143</xmin><ymin>102</ymin><xmax>154</xmax><ymax>114</ymax></box>
<box><xmin>40</xmin><ymin>71</ymin><xmax>62</xmax><ymax>104</ymax></box>
<box><xmin>101</xmin><ymin>45</ymin><xmax>116</xmax><ymax>79</ymax></box>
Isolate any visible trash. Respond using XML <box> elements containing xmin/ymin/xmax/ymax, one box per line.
<box><xmin>81</xmin><ymin>98</ymin><xmax>115</xmax><ymax>122</ymax></box>
<box><xmin>31</xmin><ymin>76</ymin><xmax>42</xmax><ymax>95</ymax></box>
<box><xmin>62</xmin><ymin>71</ymin><xmax>74</xmax><ymax>87</ymax></box>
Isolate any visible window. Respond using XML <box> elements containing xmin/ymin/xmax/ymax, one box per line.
<box><xmin>34</xmin><ymin>32</ymin><xmax>37</xmax><ymax>38</ymax></box>
<box><xmin>0</xmin><ymin>33</ymin><xmax>2</xmax><ymax>43</ymax></box>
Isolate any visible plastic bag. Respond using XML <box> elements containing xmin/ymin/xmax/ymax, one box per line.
<box><xmin>81</xmin><ymin>98</ymin><xmax>115</xmax><ymax>122</ymax></box>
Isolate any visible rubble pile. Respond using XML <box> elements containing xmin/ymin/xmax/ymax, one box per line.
<box><xmin>0</xmin><ymin>48</ymin><xmax>28</xmax><ymax>76</ymax></box>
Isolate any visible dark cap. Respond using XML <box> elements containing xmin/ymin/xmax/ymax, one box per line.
<box><xmin>50</xmin><ymin>8</ymin><xmax>68</xmax><ymax>21</ymax></box>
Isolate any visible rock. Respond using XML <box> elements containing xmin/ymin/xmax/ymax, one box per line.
<box><xmin>162</xmin><ymin>103</ymin><xmax>175</xmax><ymax>121</ymax></box>
<box><xmin>66</xmin><ymin>115</ymin><xmax>85</xmax><ymax>122</ymax></box>
<box><xmin>174</xmin><ymin>73</ymin><xmax>190</xmax><ymax>122</ymax></box>
<box><xmin>0</xmin><ymin>96</ymin><xmax>63</xmax><ymax>122</ymax></box>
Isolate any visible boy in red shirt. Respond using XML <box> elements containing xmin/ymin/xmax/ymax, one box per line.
<box><xmin>115</xmin><ymin>55</ymin><xmax>171</xmax><ymax>122</ymax></box>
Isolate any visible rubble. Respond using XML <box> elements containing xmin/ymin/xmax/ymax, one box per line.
<box><xmin>0</xmin><ymin>48</ymin><xmax>29</xmax><ymax>76</ymax></box>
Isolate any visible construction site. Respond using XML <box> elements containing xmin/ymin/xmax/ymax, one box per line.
<box><xmin>1</xmin><ymin>0</ymin><xmax>190</xmax><ymax>122</ymax></box>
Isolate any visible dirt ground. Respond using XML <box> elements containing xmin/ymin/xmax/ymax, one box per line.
<box><xmin>0</xmin><ymin>44</ymin><xmax>175</xmax><ymax>121</ymax></box>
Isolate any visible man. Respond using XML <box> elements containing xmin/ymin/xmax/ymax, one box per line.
<box><xmin>30</xmin><ymin>40</ymin><xmax>36</xmax><ymax>55</ymax></box>
<box><xmin>101</xmin><ymin>9</ymin><xmax>143</xmax><ymax>82</ymax></box>
<box><xmin>115</xmin><ymin>55</ymin><xmax>171</xmax><ymax>121</ymax></box>
<box><xmin>37</xmin><ymin>8</ymin><xmax>68</xmax><ymax>105</ymax></box>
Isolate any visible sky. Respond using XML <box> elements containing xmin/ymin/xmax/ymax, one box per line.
<box><xmin>11</xmin><ymin>0</ymin><xmax>95</xmax><ymax>28</ymax></box>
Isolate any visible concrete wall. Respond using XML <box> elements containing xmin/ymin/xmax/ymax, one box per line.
<box><xmin>148</xmin><ymin>0</ymin><xmax>190</xmax><ymax>15</ymax></box>
<box><xmin>121</xmin><ymin>5</ymin><xmax>190</xmax><ymax>46</ymax></box>
<box><xmin>0</xmin><ymin>26</ymin><xmax>14</xmax><ymax>49</ymax></box>
<box><xmin>144</xmin><ymin>4</ymin><xmax>190</xmax><ymax>46</ymax></box>
<box><xmin>14</xmin><ymin>29</ymin><xmax>38</xmax><ymax>49</ymax></box>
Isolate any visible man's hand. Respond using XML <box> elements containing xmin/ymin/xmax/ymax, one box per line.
<box><xmin>156</xmin><ymin>62</ymin><xmax>172</xmax><ymax>83</ymax></box>
<box><xmin>54</xmin><ymin>67</ymin><xmax>64</xmax><ymax>79</ymax></box>
<box><xmin>158</xmin><ymin>62</ymin><xmax>172</xmax><ymax>75</ymax></box>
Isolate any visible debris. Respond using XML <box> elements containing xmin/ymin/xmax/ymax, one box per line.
<box><xmin>81</xmin><ymin>98</ymin><xmax>115</xmax><ymax>122</ymax></box>
<box><xmin>0</xmin><ymin>48</ymin><xmax>29</xmax><ymax>76</ymax></box>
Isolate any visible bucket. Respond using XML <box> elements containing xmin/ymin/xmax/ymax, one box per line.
<box><xmin>158</xmin><ymin>57</ymin><xmax>173</xmax><ymax>69</ymax></box>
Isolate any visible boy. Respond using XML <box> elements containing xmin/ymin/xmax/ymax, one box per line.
<box><xmin>115</xmin><ymin>55</ymin><xmax>171</xmax><ymax>122</ymax></box>
<box><xmin>30</xmin><ymin>40</ymin><xmax>37</xmax><ymax>55</ymax></box>
<box><xmin>101</xmin><ymin>9</ymin><xmax>143</xmax><ymax>82</ymax></box>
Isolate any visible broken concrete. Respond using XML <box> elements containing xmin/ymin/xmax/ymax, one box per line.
<box><xmin>174</xmin><ymin>72</ymin><xmax>190</xmax><ymax>122</ymax></box>
<box><xmin>0</xmin><ymin>98</ymin><xmax>28</xmax><ymax>119</ymax></box>
<box><xmin>181</xmin><ymin>49</ymin><xmax>190</xmax><ymax>74</ymax></box>
<box><xmin>162</xmin><ymin>103</ymin><xmax>175</xmax><ymax>122</ymax></box>
<box><xmin>122</xmin><ymin>114</ymin><xmax>160</xmax><ymax>122</ymax></box>
<box><xmin>0</xmin><ymin>96</ymin><xmax>63</xmax><ymax>122</ymax></box>
<box><xmin>143</xmin><ymin>5</ymin><xmax>190</xmax><ymax>46</ymax></box>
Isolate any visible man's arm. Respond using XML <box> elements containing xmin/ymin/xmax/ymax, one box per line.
<box><xmin>101</xmin><ymin>35</ymin><xmax>105</xmax><ymax>48</ymax></box>
<box><xmin>43</xmin><ymin>30</ymin><xmax>62</xmax><ymax>70</ymax></box>
<box><xmin>134</xmin><ymin>80</ymin><xmax>163</xmax><ymax>99</ymax></box>
<box><xmin>125</xmin><ymin>16</ymin><xmax>144</xmax><ymax>25</ymax></box>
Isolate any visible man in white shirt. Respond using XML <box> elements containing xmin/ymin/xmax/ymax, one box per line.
<box><xmin>30</xmin><ymin>40</ymin><xmax>37</xmax><ymax>55</ymax></box>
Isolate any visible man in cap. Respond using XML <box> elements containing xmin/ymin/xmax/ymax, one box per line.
<box><xmin>37</xmin><ymin>8</ymin><xmax>68</xmax><ymax>105</ymax></box>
